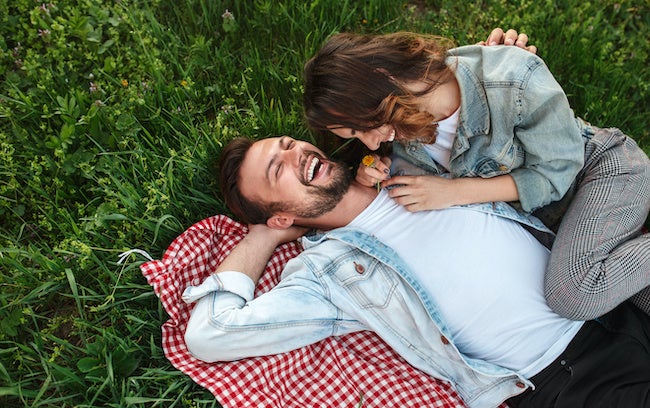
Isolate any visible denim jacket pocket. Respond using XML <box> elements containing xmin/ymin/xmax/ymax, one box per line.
<box><xmin>332</xmin><ymin>256</ymin><xmax>398</xmax><ymax>309</ymax></box>
<box><xmin>472</xmin><ymin>143</ymin><xmax>524</xmax><ymax>177</ymax></box>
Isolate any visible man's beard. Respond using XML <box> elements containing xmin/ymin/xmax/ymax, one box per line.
<box><xmin>274</xmin><ymin>158</ymin><xmax>352</xmax><ymax>219</ymax></box>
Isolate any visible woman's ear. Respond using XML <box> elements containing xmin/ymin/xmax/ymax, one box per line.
<box><xmin>266</xmin><ymin>213</ymin><xmax>295</xmax><ymax>230</ymax></box>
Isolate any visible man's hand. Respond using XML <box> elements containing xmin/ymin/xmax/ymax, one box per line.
<box><xmin>247</xmin><ymin>223</ymin><xmax>307</xmax><ymax>246</ymax></box>
<box><xmin>478</xmin><ymin>28</ymin><xmax>537</xmax><ymax>54</ymax></box>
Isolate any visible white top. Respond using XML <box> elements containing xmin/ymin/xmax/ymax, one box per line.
<box><xmin>349</xmin><ymin>190</ymin><xmax>582</xmax><ymax>377</ymax></box>
<box><xmin>423</xmin><ymin>107</ymin><xmax>460</xmax><ymax>170</ymax></box>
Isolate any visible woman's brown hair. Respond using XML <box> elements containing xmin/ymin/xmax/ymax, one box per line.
<box><xmin>303</xmin><ymin>32</ymin><xmax>455</xmax><ymax>144</ymax></box>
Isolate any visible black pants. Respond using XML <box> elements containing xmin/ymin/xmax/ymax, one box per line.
<box><xmin>507</xmin><ymin>302</ymin><xmax>650</xmax><ymax>408</ymax></box>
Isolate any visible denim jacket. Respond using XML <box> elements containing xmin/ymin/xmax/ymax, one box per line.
<box><xmin>392</xmin><ymin>45</ymin><xmax>588</xmax><ymax>213</ymax></box>
<box><xmin>183</xmin><ymin>204</ymin><xmax>552</xmax><ymax>408</ymax></box>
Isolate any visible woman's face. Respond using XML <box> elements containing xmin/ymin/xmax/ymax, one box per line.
<box><xmin>328</xmin><ymin>124</ymin><xmax>396</xmax><ymax>151</ymax></box>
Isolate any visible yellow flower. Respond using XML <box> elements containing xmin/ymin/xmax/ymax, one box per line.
<box><xmin>121</xmin><ymin>79</ymin><xmax>128</xmax><ymax>87</ymax></box>
<box><xmin>361</xmin><ymin>155</ymin><xmax>381</xmax><ymax>192</ymax></box>
<box><xmin>362</xmin><ymin>155</ymin><xmax>375</xmax><ymax>167</ymax></box>
<box><xmin>180</xmin><ymin>79</ymin><xmax>188</xmax><ymax>88</ymax></box>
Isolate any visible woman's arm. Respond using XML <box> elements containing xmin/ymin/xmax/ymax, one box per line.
<box><xmin>386</xmin><ymin>48</ymin><xmax>584</xmax><ymax>212</ymax></box>
<box><xmin>384</xmin><ymin>174</ymin><xmax>518</xmax><ymax>211</ymax></box>
<box><xmin>506</xmin><ymin>56</ymin><xmax>584</xmax><ymax>212</ymax></box>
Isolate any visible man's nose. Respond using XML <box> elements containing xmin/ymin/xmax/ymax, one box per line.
<box><xmin>281</xmin><ymin>144</ymin><xmax>301</xmax><ymax>167</ymax></box>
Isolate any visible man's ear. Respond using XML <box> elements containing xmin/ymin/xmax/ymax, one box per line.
<box><xmin>266</xmin><ymin>213</ymin><xmax>295</xmax><ymax>230</ymax></box>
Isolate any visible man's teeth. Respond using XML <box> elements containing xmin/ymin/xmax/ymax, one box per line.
<box><xmin>388</xmin><ymin>129</ymin><xmax>395</xmax><ymax>142</ymax></box>
<box><xmin>307</xmin><ymin>157</ymin><xmax>319</xmax><ymax>182</ymax></box>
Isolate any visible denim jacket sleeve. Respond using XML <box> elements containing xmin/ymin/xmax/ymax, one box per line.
<box><xmin>504</xmin><ymin>53</ymin><xmax>584</xmax><ymax>211</ymax></box>
<box><xmin>447</xmin><ymin>46</ymin><xmax>585</xmax><ymax>212</ymax></box>
<box><xmin>183</xmin><ymin>263</ymin><xmax>364</xmax><ymax>362</ymax></box>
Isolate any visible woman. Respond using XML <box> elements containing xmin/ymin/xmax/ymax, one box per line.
<box><xmin>302</xmin><ymin>31</ymin><xmax>650</xmax><ymax>320</ymax></box>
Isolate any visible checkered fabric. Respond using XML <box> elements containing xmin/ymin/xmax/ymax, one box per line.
<box><xmin>141</xmin><ymin>214</ymin><xmax>489</xmax><ymax>408</ymax></box>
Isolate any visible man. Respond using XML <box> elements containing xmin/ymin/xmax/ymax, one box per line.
<box><xmin>183</xmin><ymin>136</ymin><xmax>650</xmax><ymax>408</ymax></box>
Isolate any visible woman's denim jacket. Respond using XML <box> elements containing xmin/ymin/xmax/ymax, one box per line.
<box><xmin>392</xmin><ymin>45</ymin><xmax>590</xmax><ymax>213</ymax></box>
<box><xmin>183</xmin><ymin>204</ymin><xmax>553</xmax><ymax>408</ymax></box>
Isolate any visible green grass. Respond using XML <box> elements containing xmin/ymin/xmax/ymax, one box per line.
<box><xmin>0</xmin><ymin>0</ymin><xmax>648</xmax><ymax>407</ymax></box>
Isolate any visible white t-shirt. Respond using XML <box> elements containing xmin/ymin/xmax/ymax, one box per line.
<box><xmin>349</xmin><ymin>190</ymin><xmax>583</xmax><ymax>377</ymax></box>
<box><xmin>423</xmin><ymin>108</ymin><xmax>459</xmax><ymax>170</ymax></box>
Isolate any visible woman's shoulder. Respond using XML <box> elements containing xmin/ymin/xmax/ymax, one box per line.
<box><xmin>451</xmin><ymin>44</ymin><xmax>542</xmax><ymax>63</ymax></box>
<box><xmin>449</xmin><ymin>43</ymin><xmax>537</xmax><ymax>58</ymax></box>
<box><xmin>449</xmin><ymin>45</ymin><xmax>544</xmax><ymax>82</ymax></box>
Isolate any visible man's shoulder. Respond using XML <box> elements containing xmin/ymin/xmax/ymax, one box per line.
<box><xmin>286</xmin><ymin>228</ymin><xmax>379</xmax><ymax>278</ymax></box>
<box><xmin>301</xmin><ymin>227</ymin><xmax>374</xmax><ymax>249</ymax></box>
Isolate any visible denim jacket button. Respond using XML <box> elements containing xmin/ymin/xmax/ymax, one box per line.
<box><xmin>499</xmin><ymin>165</ymin><xmax>508</xmax><ymax>172</ymax></box>
<box><xmin>515</xmin><ymin>381</ymin><xmax>526</xmax><ymax>389</ymax></box>
<box><xmin>354</xmin><ymin>262</ymin><xmax>365</xmax><ymax>274</ymax></box>
<box><xmin>440</xmin><ymin>335</ymin><xmax>450</xmax><ymax>345</ymax></box>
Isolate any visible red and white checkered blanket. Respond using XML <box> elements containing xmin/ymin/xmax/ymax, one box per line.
<box><xmin>140</xmin><ymin>214</ymin><xmax>473</xmax><ymax>407</ymax></box>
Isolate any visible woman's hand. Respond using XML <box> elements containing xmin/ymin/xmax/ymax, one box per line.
<box><xmin>383</xmin><ymin>173</ymin><xmax>520</xmax><ymax>212</ymax></box>
<box><xmin>355</xmin><ymin>154</ymin><xmax>392</xmax><ymax>188</ymax></box>
<box><xmin>383</xmin><ymin>175</ymin><xmax>461</xmax><ymax>211</ymax></box>
<box><xmin>478</xmin><ymin>28</ymin><xmax>538</xmax><ymax>54</ymax></box>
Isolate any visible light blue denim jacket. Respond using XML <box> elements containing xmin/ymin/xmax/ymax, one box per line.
<box><xmin>392</xmin><ymin>45</ymin><xmax>589</xmax><ymax>213</ymax></box>
<box><xmin>183</xmin><ymin>204</ymin><xmax>553</xmax><ymax>408</ymax></box>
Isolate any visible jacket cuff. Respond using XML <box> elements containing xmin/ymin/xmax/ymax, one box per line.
<box><xmin>181</xmin><ymin>271</ymin><xmax>255</xmax><ymax>304</ymax></box>
<box><xmin>509</xmin><ymin>169</ymin><xmax>552</xmax><ymax>213</ymax></box>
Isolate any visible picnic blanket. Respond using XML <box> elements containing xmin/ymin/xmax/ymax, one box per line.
<box><xmin>140</xmin><ymin>214</ymin><xmax>480</xmax><ymax>407</ymax></box>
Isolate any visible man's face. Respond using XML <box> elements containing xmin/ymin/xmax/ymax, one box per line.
<box><xmin>239</xmin><ymin>136</ymin><xmax>352</xmax><ymax>219</ymax></box>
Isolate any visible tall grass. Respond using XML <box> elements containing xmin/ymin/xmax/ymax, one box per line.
<box><xmin>1</xmin><ymin>1</ymin><xmax>648</xmax><ymax>407</ymax></box>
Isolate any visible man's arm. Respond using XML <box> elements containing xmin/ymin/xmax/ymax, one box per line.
<box><xmin>214</xmin><ymin>223</ymin><xmax>305</xmax><ymax>285</ymax></box>
<box><xmin>182</xmin><ymin>224</ymin><xmax>364</xmax><ymax>362</ymax></box>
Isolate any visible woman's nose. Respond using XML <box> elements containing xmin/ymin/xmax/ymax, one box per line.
<box><xmin>359</xmin><ymin>132</ymin><xmax>379</xmax><ymax>150</ymax></box>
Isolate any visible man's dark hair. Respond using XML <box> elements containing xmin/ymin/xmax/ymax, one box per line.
<box><xmin>218</xmin><ymin>137</ymin><xmax>273</xmax><ymax>224</ymax></box>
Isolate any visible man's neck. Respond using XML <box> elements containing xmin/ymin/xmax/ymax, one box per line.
<box><xmin>294</xmin><ymin>182</ymin><xmax>378</xmax><ymax>230</ymax></box>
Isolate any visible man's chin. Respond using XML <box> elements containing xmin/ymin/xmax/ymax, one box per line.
<box><xmin>293</xmin><ymin>164</ymin><xmax>351</xmax><ymax>219</ymax></box>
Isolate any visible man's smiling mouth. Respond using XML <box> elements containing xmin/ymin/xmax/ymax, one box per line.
<box><xmin>306</xmin><ymin>155</ymin><xmax>323</xmax><ymax>183</ymax></box>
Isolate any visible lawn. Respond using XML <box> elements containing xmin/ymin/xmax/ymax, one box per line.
<box><xmin>1</xmin><ymin>1</ymin><xmax>648</xmax><ymax>407</ymax></box>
